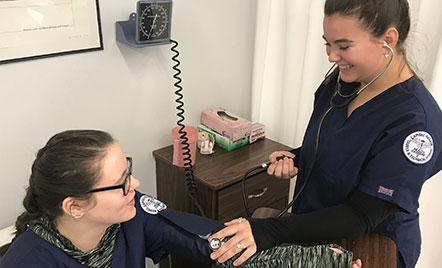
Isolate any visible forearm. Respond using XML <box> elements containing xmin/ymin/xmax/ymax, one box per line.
<box><xmin>249</xmin><ymin>190</ymin><xmax>398</xmax><ymax>251</ymax></box>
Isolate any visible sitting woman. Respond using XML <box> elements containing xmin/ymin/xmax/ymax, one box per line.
<box><xmin>0</xmin><ymin>129</ymin><xmax>360</xmax><ymax>268</ymax></box>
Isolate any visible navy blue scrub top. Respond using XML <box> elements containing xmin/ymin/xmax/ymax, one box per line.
<box><xmin>0</xmin><ymin>191</ymin><xmax>224</xmax><ymax>268</ymax></box>
<box><xmin>293</xmin><ymin>76</ymin><xmax>442</xmax><ymax>268</ymax></box>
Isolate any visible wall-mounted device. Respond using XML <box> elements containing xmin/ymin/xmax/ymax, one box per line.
<box><xmin>136</xmin><ymin>0</ymin><xmax>172</xmax><ymax>44</ymax></box>
<box><xmin>116</xmin><ymin>1</ymin><xmax>205</xmax><ymax>217</ymax></box>
<box><xmin>116</xmin><ymin>0</ymin><xmax>172</xmax><ymax>48</ymax></box>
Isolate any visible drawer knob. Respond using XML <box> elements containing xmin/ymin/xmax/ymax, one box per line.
<box><xmin>248</xmin><ymin>187</ymin><xmax>268</xmax><ymax>199</ymax></box>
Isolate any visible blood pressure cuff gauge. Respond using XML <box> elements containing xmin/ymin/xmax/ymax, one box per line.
<box><xmin>213</xmin><ymin>240</ymin><xmax>354</xmax><ymax>268</ymax></box>
<box><xmin>140</xmin><ymin>194</ymin><xmax>227</xmax><ymax>263</ymax></box>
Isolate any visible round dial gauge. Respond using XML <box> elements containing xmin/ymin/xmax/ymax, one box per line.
<box><xmin>137</xmin><ymin>2</ymin><xmax>171</xmax><ymax>43</ymax></box>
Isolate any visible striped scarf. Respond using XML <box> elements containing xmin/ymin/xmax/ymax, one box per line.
<box><xmin>217</xmin><ymin>244</ymin><xmax>353</xmax><ymax>268</ymax></box>
<box><xmin>29</xmin><ymin>216</ymin><xmax>120</xmax><ymax>268</ymax></box>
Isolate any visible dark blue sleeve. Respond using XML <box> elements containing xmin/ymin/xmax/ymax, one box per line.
<box><xmin>357</xmin><ymin>109</ymin><xmax>440</xmax><ymax>213</ymax></box>
<box><xmin>142</xmin><ymin>214</ymin><xmax>169</xmax><ymax>263</ymax></box>
<box><xmin>142</xmin><ymin>212</ymin><xmax>218</xmax><ymax>264</ymax></box>
<box><xmin>158</xmin><ymin>220</ymin><xmax>215</xmax><ymax>264</ymax></box>
<box><xmin>136</xmin><ymin>192</ymin><xmax>224</xmax><ymax>264</ymax></box>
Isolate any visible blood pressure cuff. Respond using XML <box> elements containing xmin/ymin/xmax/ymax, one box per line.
<box><xmin>138</xmin><ymin>193</ymin><xmax>225</xmax><ymax>264</ymax></box>
<box><xmin>216</xmin><ymin>243</ymin><xmax>353</xmax><ymax>268</ymax></box>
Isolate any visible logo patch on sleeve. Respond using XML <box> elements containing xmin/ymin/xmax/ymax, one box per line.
<box><xmin>378</xmin><ymin>186</ymin><xmax>394</xmax><ymax>197</ymax></box>
<box><xmin>402</xmin><ymin>131</ymin><xmax>434</xmax><ymax>164</ymax></box>
<box><xmin>140</xmin><ymin>195</ymin><xmax>167</xmax><ymax>214</ymax></box>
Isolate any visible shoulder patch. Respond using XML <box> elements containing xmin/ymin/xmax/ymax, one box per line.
<box><xmin>403</xmin><ymin>131</ymin><xmax>434</xmax><ymax>164</ymax></box>
<box><xmin>140</xmin><ymin>195</ymin><xmax>167</xmax><ymax>214</ymax></box>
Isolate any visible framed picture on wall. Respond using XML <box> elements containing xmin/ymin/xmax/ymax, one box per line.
<box><xmin>0</xmin><ymin>0</ymin><xmax>103</xmax><ymax>64</ymax></box>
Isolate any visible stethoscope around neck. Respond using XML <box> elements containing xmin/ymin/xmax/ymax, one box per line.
<box><xmin>330</xmin><ymin>42</ymin><xmax>395</xmax><ymax>108</ymax></box>
<box><xmin>241</xmin><ymin>42</ymin><xmax>395</xmax><ymax>219</ymax></box>
<box><xmin>279</xmin><ymin>42</ymin><xmax>396</xmax><ymax>217</ymax></box>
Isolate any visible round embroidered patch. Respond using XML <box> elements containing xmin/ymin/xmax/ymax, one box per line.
<box><xmin>403</xmin><ymin>131</ymin><xmax>434</xmax><ymax>164</ymax></box>
<box><xmin>140</xmin><ymin>195</ymin><xmax>167</xmax><ymax>214</ymax></box>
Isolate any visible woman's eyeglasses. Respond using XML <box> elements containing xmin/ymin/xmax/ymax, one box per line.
<box><xmin>87</xmin><ymin>157</ymin><xmax>132</xmax><ymax>196</ymax></box>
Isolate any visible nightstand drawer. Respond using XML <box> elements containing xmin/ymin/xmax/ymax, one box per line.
<box><xmin>154</xmin><ymin>139</ymin><xmax>293</xmax><ymax>268</ymax></box>
<box><xmin>217</xmin><ymin>173</ymin><xmax>289</xmax><ymax>222</ymax></box>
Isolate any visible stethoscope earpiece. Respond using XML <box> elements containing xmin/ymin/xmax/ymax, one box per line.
<box><xmin>331</xmin><ymin>41</ymin><xmax>394</xmax><ymax>107</ymax></box>
<box><xmin>383</xmin><ymin>42</ymin><xmax>394</xmax><ymax>53</ymax></box>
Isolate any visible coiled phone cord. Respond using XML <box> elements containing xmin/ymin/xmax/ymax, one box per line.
<box><xmin>170</xmin><ymin>39</ymin><xmax>205</xmax><ymax>217</ymax></box>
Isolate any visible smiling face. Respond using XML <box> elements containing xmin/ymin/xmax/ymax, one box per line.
<box><xmin>323</xmin><ymin>14</ymin><xmax>388</xmax><ymax>85</ymax></box>
<box><xmin>82</xmin><ymin>142</ymin><xmax>140</xmax><ymax>226</ymax></box>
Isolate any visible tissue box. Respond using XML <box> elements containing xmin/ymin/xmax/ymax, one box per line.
<box><xmin>201</xmin><ymin>108</ymin><xmax>262</xmax><ymax>141</ymax></box>
<box><xmin>249</xmin><ymin>122</ymin><xmax>265</xmax><ymax>143</ymax></box>
<box><xmin>198</xmin><ymin>124</ymin><xmax>248</xmax><ymax>151</ymax></box>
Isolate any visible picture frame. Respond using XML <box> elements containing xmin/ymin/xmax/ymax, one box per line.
<box><xmin>0</xmin><ymin>0</ymin><xmax>103</xmax><ymax>64</ymax></box>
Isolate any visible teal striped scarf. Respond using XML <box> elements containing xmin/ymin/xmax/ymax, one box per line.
<box><xmin>29</xmin><ymin>216</ymin><xmax>120</xmax><ymax>268</ymax></box>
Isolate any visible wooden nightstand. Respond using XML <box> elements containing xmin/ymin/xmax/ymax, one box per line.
<box><xmin>152</xmin><ymin>138</ymin><xmax>292</xmax><ymax>268</ymax></box>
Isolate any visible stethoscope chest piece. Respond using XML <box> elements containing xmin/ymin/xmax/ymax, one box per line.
<box><xmin>209</xmin><ymin>237</ymin><xmax>230</xmax><ymax>251</ymax></box>
<box><xmin>209</xmin><ymin>238</ymin><xmax>222</xmax><ymax>250</ymax></box>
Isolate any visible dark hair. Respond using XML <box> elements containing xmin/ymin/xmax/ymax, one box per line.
<box><xmin>324</xmin><ymin>0</ymin><xmax>413</xmax><ymax>82</ymax></box>
<box><xmin>0</xmin><ymin>130</ymin><xmax>115</xmax><ymax>257</ymax></box>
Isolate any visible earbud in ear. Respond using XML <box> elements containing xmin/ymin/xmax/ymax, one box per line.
<box><xmin>383</xmin><ymin>41</ymin><xmax>388</xmax><ymax>47</ymax></box>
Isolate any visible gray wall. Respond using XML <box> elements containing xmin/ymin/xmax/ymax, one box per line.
<box><xmin>0</xmin><ymin>0</ymin><xmax>256</xmax><ymax>229</ymax></box>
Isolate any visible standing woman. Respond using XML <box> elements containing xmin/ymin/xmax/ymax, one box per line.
<box><xmin>209</xmin><ymin>0</ymin><xmax>442</xmax><ymax>268</ymax></box>
<box><xmin>0</xmin><ymin>130</ymin><xmax>223</xmax><ymax>267</ymax></box>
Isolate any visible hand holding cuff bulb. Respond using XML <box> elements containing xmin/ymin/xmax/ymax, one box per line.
<box><xmin>267</xmin><ymin>151</ymin><xmax>297</xmax><ymax>179</ymax></box>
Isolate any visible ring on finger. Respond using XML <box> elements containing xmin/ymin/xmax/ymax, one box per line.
<box><xmin>238</xmin><ymin>217</ymin><xmax>243</xmax><ymax>223</ymax></box>
<box><xmin>237</xmin><ymin>243</ymin><xmax>246</xmax><ymax>249</ymax></box>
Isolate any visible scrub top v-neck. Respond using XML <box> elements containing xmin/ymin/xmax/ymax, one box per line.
<box><xmin>292</xmin><ymin>76</ymin><xmax>442</xmax><ymax>268</ymax></box>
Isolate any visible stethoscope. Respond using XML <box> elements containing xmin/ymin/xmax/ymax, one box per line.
<box><xmin>330</xmin><ymin>42</ymin><xmax>395</xmax><ymax>108</ymax></box>
<box><xmin>242</xmin><ymin>42</ymin><xmax>395</xmax><ymax>218</ymax></box>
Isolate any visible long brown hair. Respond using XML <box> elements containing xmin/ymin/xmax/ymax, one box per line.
<box><xmin>324</xmin><ymin>0</ymin><xmax>412</xmax><ymax>84</ymax></box>
<box><xmin>0</xmin><ymin>130</ymin><xmax>114</xmax><ymax>257</ymax></box>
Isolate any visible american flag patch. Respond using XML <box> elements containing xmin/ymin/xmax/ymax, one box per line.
<box><xmin>378</xmin><ymin>186</ymin><xmax>394</xmax><ymax>197</ymax></box>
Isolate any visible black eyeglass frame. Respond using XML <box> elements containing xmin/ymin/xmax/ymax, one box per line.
<box><xmin>87</xmin><ymin>157</ymin><xmax>132</xmax><ymax>196</ymax></box>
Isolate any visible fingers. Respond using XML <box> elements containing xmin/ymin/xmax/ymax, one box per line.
<box><xmin>209</xmin><ymin>220</ymin><xmax>240</xmax><ymax>241</ymax></box>
<box><xmin>282</xmin><ymin>157</ymin><xmax>295</xmax><ymax>179</ymax></box>
<box><xmin>268</xmin><ymin>158</ymin><xmax>297</xmax><ymax>179</ymax></box>
<box><xmin>212</xmin><ymin>235</ymin><xmax>255</xmax><ymax>265</ymax></box>
<box><xmin>267</xmin><ymin>163</ymin><xmax>276</xmax><ymax>175</ymax></box>
<box><xmin>330</xmin><ymin>248</ymin><xmax>362</xmax><ymax>268</ymax></box>
<box><xmin>267</xmin><ymin>151</ymin><xmax>297</xmax><ymax>178</ymax></box>
<box><xmin>232</xmin><ymin>244</ymin><xmax>257</xmax><ymax>266</ymax></box>
<box><xmin>268</xmin><ymin>151</ymin><xmax>295</xmax><ymax>164</ymax></box>
<box><xmin>329</xmin><ymin>247</ymin><xmax>343</xmax><ymax>254</ymax></box>
<box><xmin>268</xmin><ymin>151</ymin><xmax>282</xmax><ymax>163</ymax></box>
<box><xmin>224</xmin><ymin>218</ymin><xmax>242</xmax><ymax>226</ymax></box>
<box><xmin>209</xmin><ymin>218</ymin><xmax>256</xmax><ymax>266</ymax></box>
<box><xmin>352</xmin><ymin>259</ymin><xmax>362</xmax><ymax>268</ymax></box>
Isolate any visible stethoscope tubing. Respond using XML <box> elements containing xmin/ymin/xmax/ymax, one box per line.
<box><xmin>242</xmin><ymin>43</ymin><xmax>395</xmax><ymax>219</ymax></box>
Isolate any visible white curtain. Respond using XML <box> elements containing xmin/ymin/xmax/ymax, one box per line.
<box><xmin>250</xmin><ymin>0</ymin><xmax>442</xmax><ymax>267</ymax></box>
<box><xmin>416</xmin><ymin>2</ymin><xmax>442</xmax><ymax>266</ymax></box>
<box><xmin>251</xmin><ymin>0</ymin><xmax>331</xmax><ymax>148</ymax></box>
